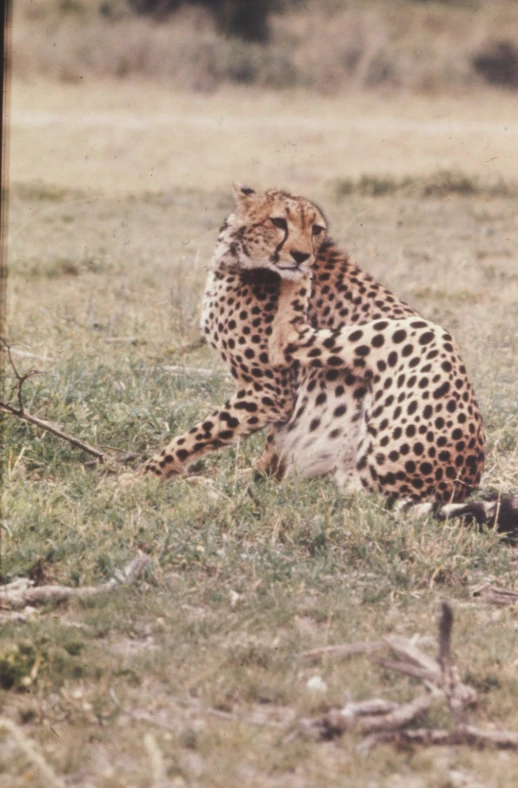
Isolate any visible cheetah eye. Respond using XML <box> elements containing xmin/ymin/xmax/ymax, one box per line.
<box><xmin>312</xmin><ymin>224</ymin><xmax>325</xmax><ymax>236</ymax></box>
<box><xmin>270</xmin><ymin>217</ymin><xmax>288</xmax><ymax>230</ymax></box>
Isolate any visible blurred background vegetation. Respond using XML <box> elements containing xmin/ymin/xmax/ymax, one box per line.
<box><xmin>13</xmin><ymin>0</ymin><xmax>518</xmax><ymax>92</ymax></box>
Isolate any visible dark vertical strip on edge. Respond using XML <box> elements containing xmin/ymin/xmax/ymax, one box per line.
<box><xmin>0</xmin><ymin>0</ymin><xmax>13</xmax><ymax>578</ymax></box>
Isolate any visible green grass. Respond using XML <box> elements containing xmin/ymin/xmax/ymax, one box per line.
<box><xmin>334</xmin><ymin>171</ymin><xmax>518</xmax><ymax>200</ymax></box>
<box><xmin>2</xmin><ymin>178</ymin><xmax>518</xmax><ymax>786</ymax></box>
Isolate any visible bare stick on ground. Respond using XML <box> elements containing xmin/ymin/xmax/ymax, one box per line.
<box><xmin>298</xmin><ymin>693</ymin><xmax>436</xmax><ymax>742</ymax></box>
<box><xmin>359</xmin><ymin>724</ymin><xmax>518</xmax><ymax>752</ymax></box>
<box><xmin>296</xmin><ymin>602</ymin><xmax>518</xmax><ymax>751</ymax></box>
<box><xmin>472</xmin><ymin>583</ymin><xmax>518</xmax><ymax>606</ymax></box>
<box><xmin>0</xmin><ymin>553</ymin><xmax>150</xmax><ymax>609</ymax></box>
<box><xmin>159</xmin><ymin>364</ymin><xmax>222</xmax><ymax>379</ymax></box>
<box><xmin>1</xmin><ymin>338</ymin><xmax>105</xmax><ymax>462</ymax></box>
<box><xmin>300</xmin><ymin>641</ymin><xmax>384</xmax><ymax>662</ymax></box>
<box><xmin>174</xmin><ymin>336</ymin><xmax>207</xmax><ymax>354</ymax></box>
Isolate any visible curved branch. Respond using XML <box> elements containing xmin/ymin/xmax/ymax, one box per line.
<box><xmin>1</xmin><ymin>337</ymin><xmax>105</xmax><ymax>462</ymax></box>
<box><xmin>0</xmin><ymin>401</ymin><xmax>105</xmax><ymax>461</ymax></box>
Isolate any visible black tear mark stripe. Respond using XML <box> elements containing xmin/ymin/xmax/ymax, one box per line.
<box><xmin>270</xmin><ymin>220</ymin><xmax>289</xmax><ymax>263</ymax></box>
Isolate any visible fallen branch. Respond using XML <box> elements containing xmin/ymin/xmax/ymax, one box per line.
<box><xmin>0</xmin><ymin>553</ymin><xmax>150</xmax><ymax>609</ymax></box>
<box><xmin>336</xmin><ymin>699</ymin><xmax>399</xmax><ymax>717</ymax></box>
<box><xmin>160</xmin><ymin>365</ymin><xmax>221</xmax><ymax>378</ymax></box>
<box><xmin>438</xmin><ymin>601</ymin><xmax>471</xmax><ymax>723</ymax></box>
<box><xmin>359</xmin><ymin>724</ymin><xmax>518</xmax><ymax>753</ymax></box>
<box><xmin>382</xmin><ymin>634</ymin><xmax>440</xmax><ymax>678</ymax></box>
<box><xmin>299</xmin><ymin>693</ymin><xmax>436</xmax><ymax>741</ymax></box>
<box><xmin>1</xmin><ymin>338</ymin><xmax>105</xmax><ymax>462</ymax></box>
<box><xmin>372</xmin><ymin>656</ymin><xmax>437</xmax><ymax>684</ymax></box>
<box><xmin>174</xmin><ymin>336</ymin><xmax>206</xmax><ymax>354</ymax></box>
<box><xmin>300</xmin><ymin>641</ymin><xmax>384</xmax><ymax>662</ymax></box>
<box><xmin>472</xmin><ymin>584</ymin><xmax>518</xmax><ymax>606</ymax></box>
<box><xmin>295</xmin><ymin>602</ymin><xmax>518</xmax><ymax>751</ymax></box>
<box><xmin>104</xmin><ymin>336</ymin><xmax>139</xmax><ymax>344</ymax></box>
<box><xmin>1</xmin><ymin>347</ymin><xmax>57</xmax><ymax>363</ymax></box>
<box><xmin>359</xmin><ymin>693</ymin><xmax>437</xmax><ymax>733</ymax></box>
<box><xmin>83</xmin><ymin>451</ymin><xmax>142</xmax><ymax>470</ymax></box>
<box><xmin>0</xmin><ymin>402</ymin><xmax>105</xmax><ymax>461</ymax></box>
<box><xmin>377</xmin><ymin>623</ymin><xmax>476</xmax><ymax>708</ymax></box>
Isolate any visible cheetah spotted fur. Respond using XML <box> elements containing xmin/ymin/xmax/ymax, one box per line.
<box><xmin>141</xmin><ymin>183</ymin><xmax>494</xmax><ymax>512</ymax></box>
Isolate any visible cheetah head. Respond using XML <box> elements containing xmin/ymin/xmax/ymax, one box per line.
<box><xmin>218</xmin><ymin>183</ymin><xmax>328</xmax><ymax>281</ymax></box>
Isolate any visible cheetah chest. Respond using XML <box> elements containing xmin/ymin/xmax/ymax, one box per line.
<box><xmin>201</xmin><ymin>268</ymin><xmax>296</xmax><ymax>412</ymax></box>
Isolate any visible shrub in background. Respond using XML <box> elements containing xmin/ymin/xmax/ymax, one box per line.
<box><xmin>472</xmin><ymin>40</ymin><xmax>518</xmax><ymax>89</ymax></box>
<box><xmin>127</xmin><ymin>0</ymin><xmax>274</xmax><ymax>41</ymax></box>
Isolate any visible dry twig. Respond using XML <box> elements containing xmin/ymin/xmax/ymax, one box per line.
<box><xmin>2</xmin><ymin>346</ymin><xmax>57</xmax><ymax>363</ymax></box>
<box><xmin>174</xmin><ymin>336</ymin><xmax>206</xmax><ymax>353</ymax></box>
<box><xmin>0</xmin><ymin>338</ymin><xmax>105</xmax><ymax>461</ymax></box>
<box><xmin>83</xmin><ymin>451</ymin><xmax>142</xmax><ymax>470</ymax></box>
<box><xmin>104</xmin><ymin>336</ymin><xmax>139</xmax><ymax>344</ymax></box>
<box><xmin>359</xmin><ymin>724</ymin><xmax>518</xmax><ymax>753</ymax></box>
<box><xmin>299</xmin><ymin>693</ymin><xmax>435</xmax><ymax>742</ymax></box>
<box><xmin>159</xmin><ymin>364</ymin><xmax>226</xmax><ymax>379</ymax></box>
<box><xmin>296</xmin><ymin>602</ymin><xmax>518</xmax><ymax>751</ymax></box>
<box><xmin>0</xmin><ymin>553</ymin><xmax>150</xmax><ymax>609</ymax></box>
<box><xmin>300</xmin><ymin>641</ymin><xmax>384</xmax><ymax>662</ymax></box>
<box><xmin>472</xmin><ymin>584</ymin><xmax>518</xmax><ymax>606</ymax></box>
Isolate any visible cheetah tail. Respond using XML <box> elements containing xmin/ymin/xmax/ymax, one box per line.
<box><xmin>436</xmin><ymin>497</ymin><xmax>518</xmax><ymax>543</ymax></box>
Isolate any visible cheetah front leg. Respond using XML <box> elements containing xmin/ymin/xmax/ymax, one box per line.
<box><xmin>270</xmin><ymin>278</ymin><xmax>424</xmax><ymax>371</ymax></box>
<box><xmin>277</xmin><ymin>316</ymin><xmax>427</xmax><ymax>371</ymax></box>
<box><xmin>268</xmin><ymin>275</ymin><xmax>353</xmax><ymax>370</ymax></box>
<box><xmin>268</xmin><ymin>277</ymin><xmax>312</xmax><ymax>368</ymax></box>
<box><xmin>256</xmin><ymin>278</ymin><xmax>311</xmax><ymax>480</ymax></box>
<box><xmin>142</xmin><ymin>388</ymin><xmax>286</xmax><ymax>481</ymax></box>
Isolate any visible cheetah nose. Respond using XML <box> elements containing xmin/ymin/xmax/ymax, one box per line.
<box><xmin>290</xmin><ymin>251</ymin><xmax>310</xmax><ymax>265</ymax></box>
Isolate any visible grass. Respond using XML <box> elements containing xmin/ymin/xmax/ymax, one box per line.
<box><xmin>335</xmin><ymin>171</ymin><xmax>518</xmax><ymax>199</ymax></box>
<box><xmin>2</xmin><ymin>79</ymin><xmax>518</xmax><ymax>785</ymax></box>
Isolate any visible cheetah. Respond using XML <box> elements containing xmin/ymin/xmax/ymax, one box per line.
<box><xmin>142</xmin><ymin>184</ymin><xmax>517</xmax><ymax>533</ymax></box>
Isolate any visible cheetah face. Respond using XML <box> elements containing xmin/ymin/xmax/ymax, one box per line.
<box><xmin>226</xmin><ymin>183</ymin><xmax>328</xmax><ymax>281</ymax></box>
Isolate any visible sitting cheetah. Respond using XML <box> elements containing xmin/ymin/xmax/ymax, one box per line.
<box><xmin>142</xmin><ymin>184</ymin><xmax>517</xmax><ymax>532</ymax></box>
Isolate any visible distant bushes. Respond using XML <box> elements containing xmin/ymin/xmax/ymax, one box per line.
<box><xmin>12</xmin><ymin>0</ymin><xmax>518</xmax><ymax>92</ymax></box>
<box><xmin>127</xmin><ymin>0</ymin><xmax>274</xmax><ymax>42</ymax></box>
<box><xmin>472</xmin><ymin>40</ymin><xmax>518</xmax><ymax>89</ymax></box>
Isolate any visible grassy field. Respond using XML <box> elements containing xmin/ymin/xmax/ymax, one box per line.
<box><xmin>2</xmin><ymin>78</ymin><xmax>518</xmax><ymax>786</ymax></box>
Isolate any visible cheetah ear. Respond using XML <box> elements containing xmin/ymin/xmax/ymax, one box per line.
<box><xmin>232</xmin><ymin>182</ymin><xmax>256</xmax><ymax>205</ymax></box>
